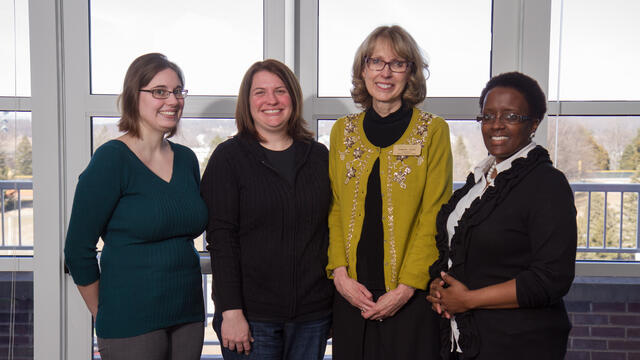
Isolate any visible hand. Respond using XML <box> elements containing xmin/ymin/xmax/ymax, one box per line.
<box><xmin>332</xmin><ymin>266</ymin><xmax>376</xmax><ymax>312</ymax></box>
<box><xmin>221</xmin><ymin>309</ymin><xmax>254</xmax><ymax>355</ymax></box>
<box><xmin>362</xmin><ymin>284</ymin><xmax>414</xmax><ymax>320</ymax></box>
<box><xmin>436</xmin><ymin>271</ymin><xmax>472</xmax><ymax>314</ymax></box>
<box><xmin>426</xmin><ymin>277</ymin><xmax>452</xmax><ymax>319</ymax></box>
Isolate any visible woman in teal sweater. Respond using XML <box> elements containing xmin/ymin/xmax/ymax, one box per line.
<box><xmin>64</xmin><ymin>53</ymin><xmax>208</xmax><ymax>360</ymax></box>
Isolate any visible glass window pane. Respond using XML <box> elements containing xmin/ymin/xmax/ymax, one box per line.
<box><xmin>318</xmin><ymin>0</ymin><xmax>492</xmax><ymax>97</ymax></box>
<box><xmin>318</xmin><ymin>118</ymin><xmax>485</xmax><ymax>183</ymax></box>
<box><xmin>447</xmin><ymin>120</ymin><xmax>486</xmax><ymax>182</ymax></box>
<box><xmin>547</xmin><ymin>116</ymin><xmax>640</xmax><ymax>182</ymax></box>
<box><xmin>0</xmin><ymin>0</ymin><xmax>30</xmax><ymax>96</ymax></box>
<box><xmin>90</xmin><ymin>0</ymin><xmax>263</xmax><ymax>95</ymax></box>
<box><xmin>92</xmin><ymin>117</ymin><xmax>237</xmax><ymax>179</ymax></box>
<box><xmin>0</xmin><ymin>111</ymin><xmax>33</xmax><ymax>256</ymax></box>
<box><xmin>317</xmin><ymin>119</ymin><xmax>336</xmax><ymax>148</ymax></box>
<box><xmin>0</xmin><ymin>272</ymin><xmax>33</xmax><ymax>357</ymax></box>
<box><xmin>549</xmin><ymin>0</ymin><xmax>640</xmax><ymax>101</ymax></box>
<box><xmin>548</xmin><ymin>116</ymin><xmax>640</xmax><ymax>262</ymax></box>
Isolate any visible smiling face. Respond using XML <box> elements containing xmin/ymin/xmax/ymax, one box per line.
<box><xmin>249</xmin><ymin>70</ymin><xmax>292</xmax><ymax>138</ymax></box>
<box><xmin>137</xmin><ymin>68</ymin><xmax>184</xmax><ymax>135</ymax></box>
<box><xmin>481</xmin><ymin>86</ymin><xmax>539</xmax><ymax>163</ymax></box>
<box><xmin>362</xmin><ymin>39</ymin><xmax>410</xmax><ymax>115</ymax></box>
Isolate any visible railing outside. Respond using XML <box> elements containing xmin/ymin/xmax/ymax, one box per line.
<box><xmin>452</xmin><ymin>181</ymin><xmax>640</xmax><ymax>260</ymax></box>
<box><xmin>2</xmin><ymin>179</ymin><xmax>639</xmax><ymax>257</ymax></box>
<box><xmin>4</xmin><ymin>178</ymin><xmax>639</xmax><ymax>359</ymax></box>
<box><xmin>0</xmin><ymin>179</ymin><xmax>33</xmax><ymax>252</ymax></box>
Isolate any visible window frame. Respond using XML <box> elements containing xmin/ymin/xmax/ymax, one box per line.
<box><xmin>32</xmin><ymin>0</ymin><xmax>289</xmax><ymax>359</ymax></box>
<box><xmin>27</xmin><ymin>0</ymin><xmax>640</xmax><ymax>359</ymax></box>
<box><xmin>0</xmin><ymin>0</ymin><xmax>33</xmax><ymax>270</ymax></box>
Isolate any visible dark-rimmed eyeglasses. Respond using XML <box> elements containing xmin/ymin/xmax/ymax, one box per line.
<box><xmin>476</xmin><ymin>113</ymin><xmax>531</xmax><ymax>125</ymax></box>
<box><xmin>139</xmin><ymin>88</ymin><xmax>188</xmax><ymax>99</ymax></box>
<box><xmin>364</xmin><ymin>57</ymin><xmax>412</xmax><ymax>73</ymax></box>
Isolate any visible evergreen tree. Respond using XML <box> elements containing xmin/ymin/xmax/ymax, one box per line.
<box><xmin>15</xmin><ymin>136</ymin><xmax>32</xmax><ymax>176</ymax></box>
<box><xmin>579</xmin><ymin>192</ymin><xmax>621</xmax><ymax>261</ymax></box>
<box><xmin>549</xmin><ymin>123</ymin><xmax>611</xmax><ymax>180</ymax></box>
<box><xmin>0</xmin><ymin>151</ymin><xmax>8</xmax><ymax>179</ymax></box>
<box><xmin>620</xmin><ymin>192</ymin><xmax>638</xmax><ymax>260</ymax></box>
<box><xmin>585</xmin><ymin>130</ymin><xmax>610</xmax><ymax>170</ymax></box>
<box><xmin>620</xmin><ymin>129</ymin><xmax>640</xmax><ymax>170</ymax></box>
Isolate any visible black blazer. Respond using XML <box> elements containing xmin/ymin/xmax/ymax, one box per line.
<box><xmin>430</xmin><ymin>146</ymin><xmax>577</xmax><ymax>360</ymax></box>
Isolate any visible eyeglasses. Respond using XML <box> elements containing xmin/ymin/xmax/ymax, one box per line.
<box><xmin>364</xmin><ymin>57</ymin><xmax>412</xmax><ymax>73</ymax></box>
<box><xmin>139</xmin><ymin>88</ymin><xmax>188</xmax><ymax>99</ymax></box>
<box><xmin>476</xmin><ymin>112</ymin><xmax>531</xmax><ymax>124</ymax></box>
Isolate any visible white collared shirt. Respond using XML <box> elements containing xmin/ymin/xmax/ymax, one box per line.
<box><xmin>445</xmin><ymin>141</ymin><xmax>536</xmax><ymax>352</ymax></box>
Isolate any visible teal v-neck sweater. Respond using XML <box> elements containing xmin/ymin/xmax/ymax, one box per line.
<box><xmin>64</xmin><ymin>140</ymin><xmax>208</xmax><ymax>338</ymax></box>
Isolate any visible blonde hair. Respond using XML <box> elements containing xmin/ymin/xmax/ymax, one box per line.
<box><xmin>351</xmin><ymin>25</ymin><xmax>428</xmax><ymax>110</ymax></box>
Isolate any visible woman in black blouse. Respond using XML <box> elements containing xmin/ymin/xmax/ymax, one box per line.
<box><xmin>200</xmin><ymin>59</ymin><xmax>333</xmax><ymax>360</ymax></box>
<box><xmin>427</xmin><ymin>72</ymin><xmax>577</xmax><ymax>360</ymax></box>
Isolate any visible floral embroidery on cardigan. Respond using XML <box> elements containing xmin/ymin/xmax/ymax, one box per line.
<box><xmin>336</xmin><ymin>111</ymin><xmax>434</xmax><ymax>283</ymax></box>
<box><xmin>389</xmin><ymin>111</ymin><xmax>433</xmax><ymax>189</ymax></box>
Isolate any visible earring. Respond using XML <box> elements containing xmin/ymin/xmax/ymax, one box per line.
<box><xmin>529</xmin><ymin>132</ymin><xmax>536</xmax><ymax>140</ymax></box>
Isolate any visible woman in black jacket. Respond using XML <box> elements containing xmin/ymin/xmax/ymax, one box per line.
<box><xmin>427</xmin><ymin>72</ymin><xmax>577</xmax><ymax>360</ymax></box>
<box><xmin>200</xmin><ymin>59</ymin><xmax>333</xmax><ymax>360</ymax></box>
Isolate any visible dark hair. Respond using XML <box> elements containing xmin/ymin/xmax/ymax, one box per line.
<box><xmin>351</xmin><ymin>25</ymin><xmax>428</xmax><ymax>109</ymax></box>
<box><xmin>117</xmin><ymin>53</ymin><xmax>184</xmax><ymax>138</ymax></box>
<box><xmin>236</xmin><ymin>59</ymin><xmax>313</xmax><ymax>142</ymax></box>
<box><xmin>479</xmin><ymin>71</ymin><xmax>547</xmax><ymax>122</ymax></box>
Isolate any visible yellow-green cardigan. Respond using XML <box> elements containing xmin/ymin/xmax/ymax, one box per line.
<box><xmin>327</xmin><ymin>108</ymin><xmax>453</xmax><ymax>292</ymax></box>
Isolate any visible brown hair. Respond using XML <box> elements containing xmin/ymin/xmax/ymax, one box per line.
<box><xmin>351</xmin><ymin>25</ymin><xmax>428</xmax><ymax>110</ymax></box>
<box><xmin>117</xmin><ymin>53</ymin><xmax>184</xmax><ymax>138</ymax></box>
<box><xmin>235</xmin><ymin>59</ymin><xmax>314</xmax><ymax>142</ymax></box>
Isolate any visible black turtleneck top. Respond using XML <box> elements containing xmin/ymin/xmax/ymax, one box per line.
<box><xmin>356</xmin><ymin>105</ymin><xmax>413</xmax><ymax>290</ymax></box>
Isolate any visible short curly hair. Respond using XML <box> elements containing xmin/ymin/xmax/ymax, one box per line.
<box><xmin>479</xmin><ymin>72</ymin><xmax>547</xmax><ymax>122</ymax></box>
<box><xmin>351</xmin><ymin>25</ymin><xmax>428</xmax><ymax>110</ymax></box>
<box><xmin>117</xmin><ymin>53</ymin><xmax>184</xmax><ymax>138</ymax></box>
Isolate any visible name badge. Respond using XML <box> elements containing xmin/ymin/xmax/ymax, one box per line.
<box><xmin>392</xmin><ymin>144</ymin><xmax>421</xmax><ymax>156</ymax></box>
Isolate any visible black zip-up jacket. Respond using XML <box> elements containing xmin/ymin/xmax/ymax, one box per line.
<box><xmin>201</xmin><ymin>134</ymin><xmax>334</xmax><ymax>321</ymax></box>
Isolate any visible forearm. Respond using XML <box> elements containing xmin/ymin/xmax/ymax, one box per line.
<box><xmin>467</xmin><ymin>279</ymin><xmax>518</xmax><ymax>310</ymax></box>
<box><xmin>210</xmin><ymin>241</ymin><xmax>245</xmax><ymax>312</ymax></box>
<box><xmin>76</xmin><ymin>280</ymin><xmax>99</xmax><ymax>317</ymax></box>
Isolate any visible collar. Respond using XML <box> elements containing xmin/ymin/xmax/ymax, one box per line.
<box><xmin>366</xmin><ymin>102</ymin><xmax>412</xmax><ymax>124</ymax></box>
<box><xmin>472</xmin><ymin>141</ymin><xmax>537</xmax><ymax>183</ymax></box>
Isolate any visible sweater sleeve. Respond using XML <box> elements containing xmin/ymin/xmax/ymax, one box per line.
<box><xmin>200</xmin><ymin>143</ymin><xmax>244</xmax><ymax>312</ymax></box>
<box><xmin>326</xmin><ymin>119</ymin><xmax>348</xmax><ymax>278</ymax></box>
<box><xmin>399</xmin><ymin>117</ymin><xmax>453</xmax><ymax>290</ymax></box>
<box><xmin>516</xmin><ymin>169</ymin><xmax>577</xmax><ymax>308</ymax></box>
<box><xmin>64</xmin><ymin>143</ymin><xmax>123</xmax><ymax>286</ymax></box>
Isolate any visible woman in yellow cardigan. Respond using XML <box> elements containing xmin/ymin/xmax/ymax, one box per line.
<box><xmin>327</xmin><ymin>25</ymin><xmax>452</xmax><ymax>359</ymax></box>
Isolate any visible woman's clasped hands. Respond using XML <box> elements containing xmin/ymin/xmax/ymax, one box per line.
<box><xmin>427</xmin><ymin>271</ymin><xmax>473</xmax><ymax>319</ymax></box>
<box><xmin>333</xmin><ymin>266</ymin><xmax>415</xmax><ymax>321</ymax></box>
